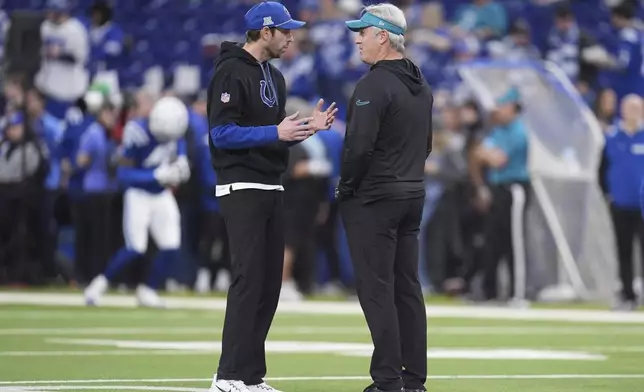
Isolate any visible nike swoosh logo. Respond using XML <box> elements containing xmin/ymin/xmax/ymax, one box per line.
<box><xmin>356</xmin><ymin>100</ymin><xmax>370</xmax><ymax>106</ymax></box>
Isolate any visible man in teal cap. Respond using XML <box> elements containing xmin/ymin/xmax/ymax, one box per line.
<box><xmin>471</xmin><ymin>86</ymin><xmax>530</xmax><ymax>303</ymax></box>
<box><xmin>338</xmin><ymin>3</ymin><xmax>433</xmax><ymax>392</ymax></box>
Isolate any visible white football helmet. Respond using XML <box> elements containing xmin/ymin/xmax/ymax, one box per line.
<box><xmin>149</xmin><ymin>96</ymin><xmax>189</xmax><ymax>142</ymax></box>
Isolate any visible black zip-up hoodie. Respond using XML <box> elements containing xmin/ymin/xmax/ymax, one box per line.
<box><xmin>207</xmin><ymin>41</ymin><xmax>289</xmax><ymax>186</ymax></box>
<box><xmin>338</xmin><ymin>58</ymin><xmax>434</xmax><ymax>203</ymax></box>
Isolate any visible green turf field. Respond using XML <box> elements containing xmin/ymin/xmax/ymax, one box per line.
<box><xmin>1</xmin><ymin>292</ymin><xmax>644</xmax><ymax>392</ymax></box>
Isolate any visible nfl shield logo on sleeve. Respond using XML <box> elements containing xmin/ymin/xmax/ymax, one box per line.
<box><xmin>221</xmin><ymin>92</ymin><xmax>230</xmax><ymax>103</ymax></box>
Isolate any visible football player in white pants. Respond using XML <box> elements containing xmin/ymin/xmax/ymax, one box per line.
<box><xmin>84</xmin><ymin>96</ymin><xmax>190</xmax><ymax>307</ymax></box>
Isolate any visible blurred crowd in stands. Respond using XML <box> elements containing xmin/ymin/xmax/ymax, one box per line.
<box><xmin>0</xmin><ymin>0</ymin><xmax>643</xmax><ymax>304</ymax></box>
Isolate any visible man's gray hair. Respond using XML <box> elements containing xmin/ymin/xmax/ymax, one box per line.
<box><xmin>364</xmin><ymin>3</ymin><xmax>407</xmax><ymax>53</ymax></box>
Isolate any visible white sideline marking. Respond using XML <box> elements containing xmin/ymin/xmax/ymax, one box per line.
<box><xmin>3</xmin><ymin>374</ymin><xmax>644</xmax><ymax>386</ymax></box>
<box><xmin>343</xmin><ymin>349</ymin><xmax>605</xmax><ymax>360</ymax></box>
<box><xmin>6</xmin><ymin>326</ymin><xmax>644</xmax><ymax>336</ymax></box>
<box><xmin>0</xmin><ymin>350</ymin><xmax>208</xmax><ymax>357</ymax></box>
<box><xmin>0</xmin><ymin>311</ymin><xmax>197</xmax><ymax>320</ymax></box>
<box><xmin>2</xmin><ymin>292</ymin><xmax>644</xmax><ymax>324</ymax></box>
<box><xmin>0</xmin><ymin>387</ymin><xmax>203</xmax><ymax>391</ymax></box>
<box><xmin>2</xmin><ymin>345</ymin><xmax>642</xmax><ymax>357</ymax></box>
<box><xmin>42</xmin><ymin>339</ymin><xmax>606</xmax><ymax>360</ymax></box>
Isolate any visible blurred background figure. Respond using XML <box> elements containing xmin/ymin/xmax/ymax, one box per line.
<box><xmin>0</xmin><ymin>112</ymin><xmax>49</xmax><ymax>285</ymax></box>
<box><xmin>603</xmin><ymin>94</ymin><xmax>644</xmax><ymax>311</ymax></box>
<box><xmin>35</xmin><ymin>0</ymin><xmax>90</xmax><ymax>120</ymax></box>
<box><xmin>281</xmin><ymin>99</ymin><xmax>332</xmax><ymax>301</ymax></box>
<box><xmin>469</xmin><ymin>87</ymin><xmax>529</xmax><ymax>302</ymax></box>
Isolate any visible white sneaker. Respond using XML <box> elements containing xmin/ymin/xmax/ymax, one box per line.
<box><xmin>84</xmin><ymin>274</ymin><xmax>108</xmax><ymax>306</ymax></box>
<box><xmin>195</xmin><ymin>268</ymin><xmax>212</xmax><ymax>294</ymax></box>
<box><xmin>279</xmin><ymin>280</ymin><xmax>303</xmax><ymax>302</ymax></box>
<box><xmin>215</xmin><ymin>270</ymin><xmax>232</xmax><ymax>292</ymax></box>
<box><xmin>210</xmin><ymin>379</ymin><xmax>250</xmax><ymax>392</ymax></box>
<box><xmin>135</xmin><ymin>285</ymin><xmax>165</xmax><ymax>308</ymax></box>
<box><xmin>247</xmin><ymin>382</ymin><xmax>283</xmax><ymax>392</ymax></box>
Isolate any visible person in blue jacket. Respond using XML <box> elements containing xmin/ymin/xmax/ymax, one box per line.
<box><xmin>605</xmin><ymin>94</ymin><xmax>644</xmax><ymax>311</ymax></box>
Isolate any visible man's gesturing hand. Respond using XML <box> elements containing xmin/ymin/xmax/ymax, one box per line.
<box><xmin>311</xmin><ymin>99</ymin><xmax>338</xmax><ymax>131</ymax></box>
<box><xmin>278</xmin><ymin>111</ymin><xmax>315</xmax><ymax>142</ymax></box>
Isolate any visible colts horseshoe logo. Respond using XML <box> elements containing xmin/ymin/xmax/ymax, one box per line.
<box><xmin>260</xmin><ymin>80</ymin><xmax>277</xmax><ymax>108</ymax></box>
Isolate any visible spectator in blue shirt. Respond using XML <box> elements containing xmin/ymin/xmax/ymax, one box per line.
<box><xmin>604</xmin><ymin>94</ymin><xmax>644</xmax><ymax>311</ymax></box>
<box><xmin>607</xmin><ymin>3</ymin><xmax>644</xmax><ymax>104</ymax></box>
<box><xmin>471</xmin><ymin>87</ymin><xmax>530</xmax><ymax>302</ymax></box>
<box><xmin>545</xmin><ymin>5</ymin><xmax>599</xmax><ymax>95</ymax></box>
<box><xmin>74</xmin><ymin>101</ymin><xmax>117</xmax><ymax>283</ymax></box>
<box><xmin>88</xmin><ymin>1</ymin><xmax>126</xmax><ymax>87</ymax></box>
<box><xmin>25</xmin><ymin>89</ymin><xmax>64</xmax><ymax>193</ymax></box>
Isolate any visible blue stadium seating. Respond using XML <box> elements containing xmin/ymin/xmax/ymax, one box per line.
<box><xmin>0</xmin><ymin>0</ymin><xmax>623</xmax><ymax>90</ymax></box>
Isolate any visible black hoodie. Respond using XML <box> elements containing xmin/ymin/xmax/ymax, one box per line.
<box><xmin>207</xmin><ymin>41</ymin><xmax>289</xmax><ymax>186</ymax></box>
<box><xmin>337</xmin><ymin>58</ymin><xmax>434</xmax><ymax>203</ymax></box>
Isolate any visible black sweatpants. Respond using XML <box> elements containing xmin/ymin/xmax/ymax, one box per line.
<box><xmin>340</xmin><ymin>197</ymin><xmax>427</xmax><ymax>392</ymax></box>
<box><xmin>77</xmin><ymin>193</ymin><xmax>116</xmax><ymax>283</ymax></box>
<box><xmin>217</xmin><ymin>190</ymin><xmax>285</xmax><ymax>385</ymax></box>
<box><xmin>481</xmin><ymin>182</ymin><xmax>529</xmax><ymax>300</ymax></box>
<box><xmin>610</xmin><ymin>205</ymin><xmax>644</xmax><ymax>301</ymax></box>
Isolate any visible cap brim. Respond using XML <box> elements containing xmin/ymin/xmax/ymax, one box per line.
<box><xmin>280</xmin><ymin>20</ymin><xmax>306</xmax><ymax>29</ymax></box>
<box><xmin>345</xmin><ymin>19</ymin><xmax>370</xmax><ymax>31</ymax></box>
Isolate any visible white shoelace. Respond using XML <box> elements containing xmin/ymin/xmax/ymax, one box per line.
<box><xmin>250</xmin><ymin>383</ymin><xmax>277</xmax><ymax>391</ymax></box>
<box><xmin>216</xmin><ymin>380</ymin><xmax>248</xmax><ymax>392</ymax></box>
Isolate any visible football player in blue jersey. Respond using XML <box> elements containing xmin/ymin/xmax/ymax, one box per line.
<box><xmin>83</xmin><ymin>96</ymin><xmax>191</xmax><ymax>307</ymax></box>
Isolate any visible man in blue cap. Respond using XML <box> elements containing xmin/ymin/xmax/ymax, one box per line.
<box><xmin>470</xmin><ymin>86</ymin><xmax>530</xmax><ymax>303</ymax></box>
<box><xmin>207</xmin><ymin>2</ymin><xmax>337</xmax><ymax>392</ymax></box>
<box><xmin>338</xmin><ymin>3</ymin><xmax>432</xmax><ymax>392</ymax></box>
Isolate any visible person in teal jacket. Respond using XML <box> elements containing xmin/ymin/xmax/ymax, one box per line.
<box><xmin>471</xmin><ymin>86</ymin><xmax>529</xmax><ymax>302</ymax></box>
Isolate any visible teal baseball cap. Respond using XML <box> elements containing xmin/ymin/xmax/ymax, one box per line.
<box><xmin>345</xmin><ymin>10</ymin><xmax>405</xmax><ymax>35</ymax></box>
<box><xmin>496</xmin><ymin>86</ymin><xmax>521</xmax><ymax>105</ymax></box>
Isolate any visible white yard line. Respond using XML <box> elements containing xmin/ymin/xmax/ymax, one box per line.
<box><xmin>0</xmin><ymin>387</ymin><xmax>203</xmax><ymax>391</ymax></box>
<box><xmin>5</xmin><ymin>326</ymin><xmax>644</xmax><ymax>336</ymax></box>
<box><xmin>3</xmin><ymin>374</ymin><xmax>644</xmax><ymax>386</ymax></box>
<box><xmin>1</xmin><ymin>292</ymin><xmax>644</xmax><ymax>324</ymax></box>
<box><xmin>2</xmin><ymin>344</ymin><xmax>642</xmax><ymax>358</ymax></box>
<box><xmin>0</xmin><ymin>350</ymin><xmax>210</xmax><ymax>357</ymax></box>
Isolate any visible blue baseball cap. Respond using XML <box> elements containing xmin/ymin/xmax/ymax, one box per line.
<box><xmin>345</xmin><ymin>11</ymin><xmax>406</xmax><ymax>35</ymax></box>
<box><xmin>245</xmin><ymin>1</ymin><xmax>306</xmax><ymax>31</ymax></box>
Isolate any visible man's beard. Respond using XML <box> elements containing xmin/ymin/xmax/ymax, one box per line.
<box><xmin>268</xmin><ymin>46</ymin><xmax>283</xmax><ymax>59</ymax></box>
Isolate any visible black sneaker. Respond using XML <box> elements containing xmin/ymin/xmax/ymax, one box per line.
<box><xmin>404</xmin><ymin>389</ymin><xmax>427</xmax><ymax>392</ymax></box>
<box><xmin>362</xmin><ymin>383</ymin><xmax>403</xmax><ymax>392</ymax></box>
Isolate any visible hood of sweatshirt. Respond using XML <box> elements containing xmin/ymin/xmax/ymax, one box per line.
<box><xmin>371</xmin><ymin>58</ymin><xmax>425</xmax><ymax>95</ymax></box>
<box><xmin>214</xmin><ymin>41</ymin><xmax>279</xmax><ymax>106</ymax></box>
